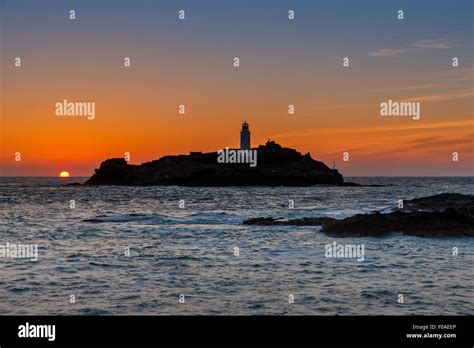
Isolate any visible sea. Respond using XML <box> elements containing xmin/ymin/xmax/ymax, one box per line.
<box><xmin>0</xmin><ymin>177</ymin><xmax>473</xmax><ymax>315</ymax></box>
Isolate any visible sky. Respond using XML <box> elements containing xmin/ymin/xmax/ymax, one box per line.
<box><xmin>1</xmin><ymin>0</ymin><xmax>473</xmax><ymax>176</ymax></box>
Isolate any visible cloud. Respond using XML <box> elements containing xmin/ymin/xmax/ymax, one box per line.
<box><xmin>364</xmin><ymin>84</ymin><xmax>441</xmax><ymax>93</ymax></box>
<box><xmin>409</xmin><ymin>39</ymin><xmax>452</xmax><ymax>49</ymax></box>
<box><xmin>404</xmin><ymin>135</ymin><xmax>473</xmax><ymax>150</ymax></box>
<box><xmin>369</xmin><ymin>47</ymin><xmax>417</xmax><ymax>57</ymax></box>
<box><xmin>433</xmin><ymin>67</ymin><xmax>474</xmax><ymax>82</ymax></box>
<box><xmin>266</xmin><ymin>119</ymin><xmax>474</xmax><ymax>165</ymax></box>
<box><xmin>400</xmin><ymin>88</ymin><xmax>474</xmax><ymax>103</ymax></box>
<box><xmin>369</xmin><ymin>39</ymin><xmax>453</xmax><ymax>57</ymax></box>
<box><xmin>271</xmin><ymin>120</ymin><xmax>474</xmax><ymax>139</ymax></box>
<box><xmin>309</xmin><ymin>103</ymin><xmax>372</xmax><ymax>112</ymax></box>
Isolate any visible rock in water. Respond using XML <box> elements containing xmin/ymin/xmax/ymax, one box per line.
<box><xmin>401</xmin><ymin>193</ymin><xmax>474</xmax><ymax>212</ymax></box>
<box><xmin>243</xmin><ymin>217</ymin><xmax>335</xmax><ymax>226</ymax></box>
<box><xmin>320</xmin><ymin>194</ymin><xmax>474</xmax><ymax>237</ymax></box>
<box><xmin>243</xmin><ymin>193</ymin><xmax>474</xmax><ymax>237</ymax></box>
<box><xmin>321</xmin><ymin>208</ymin><xmax>474</xmax><ymax>237</ymax></box>
<box><xmin>85</xmin><ymin>141</ymin><xmax>343</xmax><ymax>186</ymax></box>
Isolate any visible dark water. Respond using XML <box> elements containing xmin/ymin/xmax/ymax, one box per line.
<box><xmin>0</xmin><ymin>177</ymin><xmax>473</xmax><ymax>315</ymax></box>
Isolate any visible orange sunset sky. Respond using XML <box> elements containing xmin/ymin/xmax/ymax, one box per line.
<box><xmin>1</xmin><ymin>0</ymin><xmax>473</xmax><ymax>176</ymax></box>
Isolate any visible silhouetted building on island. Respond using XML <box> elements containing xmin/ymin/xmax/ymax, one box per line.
<box><xmin>86</xmin><ymin>121</ymin><xmax>344</xmax><ymax>186</ymax></box>
<box><xmin>240</xmin><ymin>121</ymin><xmax>251</xmax><ymax>150</ymax></box>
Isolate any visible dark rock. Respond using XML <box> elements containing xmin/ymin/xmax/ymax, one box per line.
<box><xmin>82</xmin><ymin>219</ymin><xmax>104</xmax><ymax>223</ymax></box>
<box><xmin>339</xmin><ymin>182</ymin><xmax>362</xmax><ymax>187</ymax></box>
<box><xmin>243</xmin><ymin>217</ymin><xmax>335</xmax><ymax>226</ymax></box>
<box><xmin>321</xmin><ymin>208</ymin><xmax>474</xmax><ymax>237</ymax></box>
<box><xmin>244</xmin><ymin>193</ymin><xmax>474</xmax><ymax>237</ymax></box>
<box><xmin>339</xmin><ymin>182</ymin><xmax>386</xmax><ymax>187</ymax></box>
<box><xmin>401</xmin><ymin>193</ymin><xmax>474</xmax><ymax>212</ymax></box>
<box><xmin>85</xmin><ymin>141</ymin><xmax>343</xmax><ymax>186</ymax></box>
<box><xmin>322</xmin><ymin>194</ymin><xmax>474</xmax><ymax>237</ymax></box>
<box><xmin>243</xmin><ymin>217</ymin><xmax>282</xmax><ymax>225</ymax></box>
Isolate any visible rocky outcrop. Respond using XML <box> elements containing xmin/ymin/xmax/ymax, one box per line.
<box><xmin>339</xmin><ymin>182</ymin><xmax>387</xmax><ymax>187</ymax></box>
<box><xmin>400</xmin><ymin>193</ymin><xmax>474</xmax><ymax>212</ymax></box>
<box><xmin>321</xmin><ymin>208</ymin><xmax>474</xmax><ymax>237</ymax></box>
<box><xmin>243</xmin><ymin>193</ymin><xmax>474</xmax><ymax>237</ymax></box>
<box><xmin>85</xmin><ymin>141</ymin><xmax>343</xmax><ymax>186</ymax></box>
<box><xmin>243</xmin><ymin>217</ymin><xmax>335</xmax><ymax>226</ymax></box>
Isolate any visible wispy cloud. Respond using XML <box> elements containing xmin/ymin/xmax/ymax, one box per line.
<box><xmin>433</xmin><ymin>67</ymin><xmax>474</xmax><ymax>81</ymax></box>
<box><xmin>400</xmin><ymin>88</ymin><xmax>474</xmax><ymax>103</ymax></box>
<box><xmin>309</xmin><ymin>103</ymin><xmax>372</xmax><ymax>112</ymax></box>
<box><xmin>363</xmin><ymin>84</ymin><xmax>441</xmax><ymax>94</ymax></box>
<box><xmin>369</xmin><ymin>39</ymin><xmax>454</xmax><ymax>57</ymax></box>
<box><xmin>266</xmin><ymin>120</ymin><xmax>474</xmax><ymax>163</ymax></box>
<box><xmin>363</xmin><ymin>67</ymin><xmax>474</xmax><ymax>100</ymax></box>
<box><xmin>410</xmin><ymin>39</ymin><xmax>452</xmax><ymax>49</ymax></box>
<box><xmin>369</xmin><ymin>47</ymin><xmax>417</xmax><ymax>57</ymax></box>
<box><xmin>268</xmin><ymin>120</ymin><xmax>474</xmax><ymax>142</ymax></box>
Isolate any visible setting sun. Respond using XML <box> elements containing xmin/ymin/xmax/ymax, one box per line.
<box><xmin>59</xmin><ymin>171</ymin><xmax>70</xmax><ymax>178</ymax></box>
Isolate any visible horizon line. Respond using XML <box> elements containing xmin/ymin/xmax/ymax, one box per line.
<box><xmin>1</xmin><ymin>175</ymin><xmax>473</xmax><ymax>178</ymax></box>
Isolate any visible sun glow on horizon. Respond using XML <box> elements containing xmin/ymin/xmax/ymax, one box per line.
<box><xmin>59</xmin><ymin>171</ymin><xmax>70</xmax><ymax>178</ymax></box>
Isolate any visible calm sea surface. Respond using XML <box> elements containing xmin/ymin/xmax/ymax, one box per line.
<box><xmin>0</xmin><ymin>177</ymin><xmax>473</xmax><ymax>315</ymax></box>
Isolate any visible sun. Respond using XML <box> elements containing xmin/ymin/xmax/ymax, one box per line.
<box><xmin>59</xmin><ymin>171</ymin><xmax>70</xmax><ymax>178</ymax></box>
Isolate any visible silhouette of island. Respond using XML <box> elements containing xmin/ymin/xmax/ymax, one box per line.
<box><xmin>85</xmin><ymin>140</ymin><xmax>343</xmax><ymax>186</ymax></box>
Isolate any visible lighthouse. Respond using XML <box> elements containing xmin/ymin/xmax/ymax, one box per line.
<box><xmin>240</xmin><ymin>121</ymin><xmax>251</xmax><ymax>150</ymax></box>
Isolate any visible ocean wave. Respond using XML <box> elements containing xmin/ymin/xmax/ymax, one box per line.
<box><xmin>83</xmin><ymin>214</ymin><xmax>171</xmax><ymax>224</ymax></box>
<box><xmin>82</xmin><ymin>211</ymin><xmax>240</xmax><ymax>225</ymax></box>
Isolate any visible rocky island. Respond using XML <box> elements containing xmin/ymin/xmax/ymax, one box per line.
<box><xmin>244</xmin><ymin>193</ymin><xmax>474</xmax><ymax>237</ymax></box>
<box><xmin>85</xmin><ymin>140</ymin><xmax>343</xmax><ymax>186</ymax></box>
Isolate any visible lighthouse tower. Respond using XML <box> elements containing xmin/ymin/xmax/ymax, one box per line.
<box><xmin>240</xmin><ymin>121</ymin><xmax>251</xmax><ymax>150</ymax></box>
